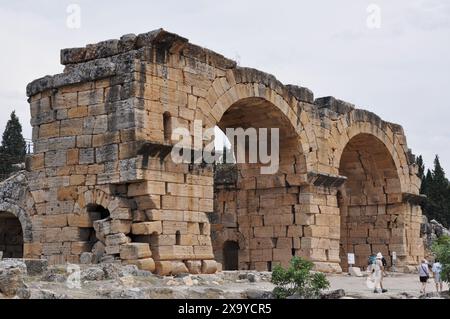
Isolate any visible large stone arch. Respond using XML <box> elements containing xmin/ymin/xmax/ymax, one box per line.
<box><xmin>203</xmin><ymin>70</ymin><xmax>316</xmax><ymax>271</ymax></box>
<box><xmin>195</xmin><ymin>68</ymin><xmax>317</xmax><ymax>169</ymax></box>
<box><xmin>0</xmin><ymin>172</ymin><xmax>34</xmax><ymax>244</ymax></box>
<box><xmin>331</xmin><ymin>114</ymin><xmax>414</xmax><ymax>195</ymax></box>
<box><xmin>21</xmin><ymin>28</ymin><xmax>424</xmax><ymax>272</ymax></box>
<box><xmin>0</xmin><ymin>202</ymin><xmax>33</xmax><ymax>243</ymax></box>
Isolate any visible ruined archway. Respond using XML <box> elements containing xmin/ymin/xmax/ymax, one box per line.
<box><xmin>338</xmin><ymin>133</ymin><xmax>403</xmax><ymax>270</ymax></box>
<box><xmin>0</xmin><ymin>212</ymin><xmax>24</xmax><ymax>258</ymax></box>
<box><xmin>212</xmin><ymin>96</ymin><xmax>307</xmax><ymax>271</ymax></box>
<box><xmin>19</xmin><ymin>28</ymin><xmax>424</xmax><ymax>271</ymax></box>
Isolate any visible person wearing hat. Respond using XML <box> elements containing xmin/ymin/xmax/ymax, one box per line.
<box><xmin>373</xmin><ymin>252</ymin><xmax>388</xmax><ymax>293</ymax></box>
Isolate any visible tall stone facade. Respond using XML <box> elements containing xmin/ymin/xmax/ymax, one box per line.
<box><xmin>0</xmin><ymin>29</ymin><xmax>424</xmax><ymax>274</ymax></box>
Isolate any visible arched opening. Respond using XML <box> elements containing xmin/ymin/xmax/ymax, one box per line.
<box><xmin>212</xmin><ymin>97</ymin><xmax>306</xmax><ymax>271</ymax></box>
<box><xmin>338</xmin><ymin>134</ymin><xmax>402</xmax><ymax>270</ymax></box>
<box><xmin>87</xmin><ymin>204</ymin><xmax>111</xmax><ymax>220</ymax></box>
<box><xmin>223</xmin><ymin>241</ymin><xmax>239</xmax><ymax>270</ymax></box>
<box><xmin>0</xmin><ymin>212</ymin><xmax>23</xmax><ymax>258</ymax></box>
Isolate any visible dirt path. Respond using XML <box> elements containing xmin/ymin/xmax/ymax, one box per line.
<box><xmin>326</xmin><ymin>273</ymin><xmax>449</xmax><ymax>298</ymax></box>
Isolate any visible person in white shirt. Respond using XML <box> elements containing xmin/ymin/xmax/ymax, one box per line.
<box><xmin>373</xmin><ymin>252</ymin><xmax>388</xmax><ymax>293</ymax></box>
<box><xmin>418</xmin><ymin>259</ymin><xmax>430</xmax><ymax>294</ymax></box>
<box><xmin>432</xmin><ymin>259</ymin><xmax>443</xmax><ymax>293</ymax></box>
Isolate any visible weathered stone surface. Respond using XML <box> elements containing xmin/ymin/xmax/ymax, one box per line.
<box><xmin>120</xmin><ymin>243</ymin><xmax>152</xmax><ymax>260</ymax></box>
<box><xmin>0</xmin><ymin>268</ymin><xmax>26</xmax><ymax>297</ymax></box>
<box><xmin>201</xmin><ymin>260</ymin><xmax>217</xmax><ymax>274</ymax></box>
<box><xmin>81</xmin><ymin>267</ymin><xmax>105</xmax><ymax>281</ymax></box>
<box><xmin>24</xmin><ymin>259</ymin><xmax>48</xmax><ymax>276</ymax></box>
<box><xmin>0</xmin><ymin>28</ymin><xmax>424</xmax><ymax>276</ymax></box>
<box><xmin>123</xmin><ymin>258</ymin><xmax>155</xmax><ymax>272</ymax></box>
<box><xmin>80</xmin><ymin>252</ymin><xmax>94</xmax><ymax>264</ymax></box>
<box><xmin>131</xmin><ymin>221</ymin><xmax>162</xmax><ymax>235</ymax></box>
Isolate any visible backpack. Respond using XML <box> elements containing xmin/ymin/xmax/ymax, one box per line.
<box><xmin>382</xmin><ymin>257</ymin><xmax>387</xmax><ymax>267</ymax></box>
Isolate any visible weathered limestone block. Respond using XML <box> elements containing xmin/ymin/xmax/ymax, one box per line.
<box><xmin>185</xmin><ymin>260</ymin><xmax>202</xmax><ymax>274</ymax></box>
<box><xmin>155</xmin><ymin>261</ymin><xmax>172</xmax><ymax>276</ymax></box>
<box><xmin>68</xmin><ymin>212</ymin><xmax>101</xmax><ymax>227</ymax></box>
<box><xmin>171</xmin><ymin>261</ymin><xmax>189</xmax><ymax>275</ymax></box>
<box><xmin>120</xmin><ymin>243</ymin><xmax>152</xmax><ymax>260</ymax></box>
<box><xmin>201</xmin><ymin>260</ymin><xmax>217</xmax><ymax>274</ymax></box>
<box><xmin>0</xmin><ymin>268</ymin><xmax>26</xmax><ymax>297</ymax></box>
<box><xmin>124</xmin><ymin>258</ymin><xmax>155</xmax><ymax>272</ymax></box>
<box><xmin>131</xmin><ymin>221</ymin><xmax>162</xmax><ymax>235</ymax></box>
<box><xmin>105</xmin><ymin>233</ymin><xmax>130</xmax><ymax>246</ymax></box>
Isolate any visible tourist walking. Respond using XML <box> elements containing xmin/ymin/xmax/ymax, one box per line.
<box><xmin>373</xmin><ymin>252</ymin><xmax>388</xmax><ymax>293</ymax></box>
<box><xmin>418</xmin><ymin>259</ymin><xmax>430</xmax><ymax>294</ymax></box>
<box><xmin>432</xmin><ymin>259</ymin><xmax>443</xmax><ymax>293</ymax></box>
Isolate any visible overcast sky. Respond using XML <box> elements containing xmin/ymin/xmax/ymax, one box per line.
<box><xmin>0</xmin><ymin>0</ymin><xmax>449</xmax><ymax>173</ymax></box>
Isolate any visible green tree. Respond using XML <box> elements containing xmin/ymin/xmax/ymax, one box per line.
<box><xmin>0</xmin><ymin>111</ymin><xmax>27</xmax><ymax>180</ymax></box>
<box><xmin>431</xmin><ymin>235</ymin><xmax>450</xmax><ymax>283</ymax></box>
<box><xmin>419</xmin><ymin>155</ymin><xmax>450</xmax><ymax>227</ymax></box>
<box><xmin>271</xmin><ymin>257</ymin><xmax>330</xmax><ymax>299</ymax></box>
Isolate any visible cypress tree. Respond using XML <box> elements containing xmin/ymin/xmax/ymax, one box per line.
<box><xmin>418</xmin><ymin>155</ymin><xmax>450</xmax><ymax>227</ymax></box>
<box><xmin>0</xmin><ymin>111</ymin><xmax>27</xmax><ymax>180</ymax></box>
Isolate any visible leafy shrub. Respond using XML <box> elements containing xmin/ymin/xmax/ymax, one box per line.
<box><xmin>431</xmin><ymin>235</ymin><xmax>450</xmax><ymax>283</ymax></box>
<box><xmin>271</xmin><ymin>256</ymin><xmax>330</xmax><ymax>299</ymax></box>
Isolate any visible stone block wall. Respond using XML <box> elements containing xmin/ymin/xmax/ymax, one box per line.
<box><xmin>0</xmin><ymin>28</ymin><xmax>424</xmax><ymax>274</ymax></box>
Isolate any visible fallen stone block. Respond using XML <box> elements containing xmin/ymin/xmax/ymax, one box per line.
<box><xmin>185</xmin><ymin>260</ymin><xmax>202</xmax><ymax>274</ymax></box>
<box><xmin>155</xmin><ymin>261</ymin><xmax>172</xmax><ymax>276</ymax></box>
<box><xmin>120</xmin><ymin>243</ymin><xmax>152</xmax><ymax>260</ymax></box>
<box><xmin>201</xmin><ymin>260</ymin><xmax>217</xmax><ymax>274</ymax></box>
<box><xmin>0</xmin><ymin>268</ymin><xmax>26</xmax><ymax>297</ymax></box>
<box><xmin>171</xmin><ymin>261</ymin><xmax>189</xmax><ymax>275</ymax></box>
<box><xmin>124</xmin><ymin>258</ymin><xmax>155</xmax><ymax>272</ymax></box>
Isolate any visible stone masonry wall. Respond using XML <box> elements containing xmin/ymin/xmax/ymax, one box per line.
<box><xmin>0</xmin><ymin>28</ymin><xmax>424</xmax><ymax>274</ymax></box>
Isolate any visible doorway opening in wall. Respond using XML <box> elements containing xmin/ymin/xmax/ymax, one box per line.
<box><xmin>223</xmin><ymin>240</ymin><xmax>239</xmax><ymax>270</ymax></box>
<box><xmin>0</xmin><ymin>212</ymin><xmax>23</xmax><ymax>258</ymax></box>
<box><xmin>86</xmin><ymin>204</ymin><xmax>111</xmax><ymax>250</ymax></box>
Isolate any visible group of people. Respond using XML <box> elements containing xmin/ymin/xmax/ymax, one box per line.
<box><xmin>367</xmin><ymin>252</ymin><xmax>444</xmax><ymax>294</ymax></box>
<box><xmin>418</xmin><ymin>258</ymin><xmax>444</xmax><ymax>294</ymax></box>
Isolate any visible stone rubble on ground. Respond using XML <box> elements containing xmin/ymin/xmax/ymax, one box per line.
<box><xmin>2</xmin><ymin>260</ymin><xmax>448</xmax><ymax>299</ymax></box>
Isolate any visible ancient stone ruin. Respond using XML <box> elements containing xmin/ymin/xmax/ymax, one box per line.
<box><xmin>0</xmin><ymin>29</ymin><xmax>424</xmax><ymax>275</ymax></box>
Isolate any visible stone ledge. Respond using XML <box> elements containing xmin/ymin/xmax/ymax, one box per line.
<box><xmin>308</xmin><ymin>172</ymin><xmax>347</xmax><ymax>188</ymax></box>
<box><xmin>403</xmin><ymin>193</ymin><xmax>427</xmax><ymax>205</ymax></box>
<box><xmin>315</xmin><ymin>96</ymin><xmax>354</xmax><ymax>114</ymax></box>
